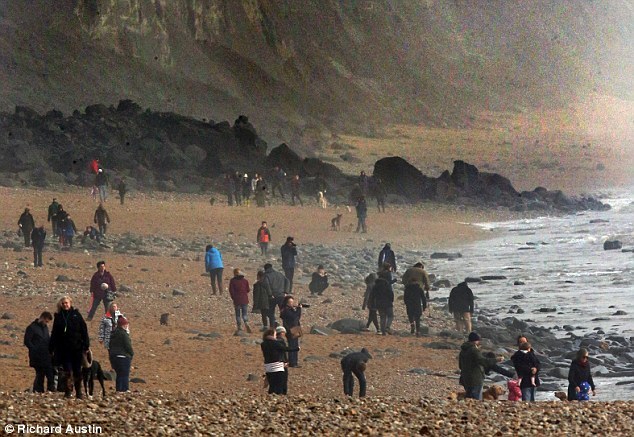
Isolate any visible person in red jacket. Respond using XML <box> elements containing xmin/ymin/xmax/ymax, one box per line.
<box><xmin>87</xmin><ymin>261</ymin><xmax>117</xmax><ymax>321</ymax></box>
<box><xmin>229</xmin><ymin>268</ymin><xmax>251</xmax><ymax>333</ymax></box>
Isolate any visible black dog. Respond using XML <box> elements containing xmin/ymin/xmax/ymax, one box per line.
<box><xmin>82</xmin><ymin>360</ymin><xmax>107</xmax><ymax>398</ymax></box>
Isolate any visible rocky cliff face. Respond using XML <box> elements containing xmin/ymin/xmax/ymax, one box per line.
<box><xmin>1</xmin><ymin>0</ymin><xmax>632</xmax><ymax>141</ymax></box>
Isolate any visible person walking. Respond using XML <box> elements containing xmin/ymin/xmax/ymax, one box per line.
<box><xmin>62</xmin><ymin>214</ymin><xmax>77</xmax><ymax>247</ymax></box>
<box><xmin>24</xmin><ymin>311</ymin><xmax>55</xmax><ymax>393</ymax></box>
<box><xmin>369</xmin><ymin>275</ymin><xmax>394</xmax><ymax>335</ymax></box>
<box><xmin>448</xmin><ymin>282</ymin><xmax>475</xmax><ymax>333</ymax></box>
<box><xmin>204</xmin><ymin>244</ymin><xmax>224</xmax><ymax>295</ymax></box>
<box><xmin>54</xmin><ymin>205</ymin><xmax>68</xmax><ymax>244</ymax></box>
<box><xmin>261</xmin><ymin>328</ymin><xmax>299</xmax><ymax>395</ymax></box>
<box><xmin>377</xmin><ymin>243</ymin><xmax>396</xmax><ymax>272</ymax></box>
<box><xmin>341</xmin><ymin>348</ymin><xmax>372</xmax><ymax>397</ymax></box>
<box><xmin>224</xmin><ymin>173</ymin><xmax>235</xmax><ymax>206</ymax></box>
<box><xmin>290</xmin><ymin>175</ymin><xmax>303</xmax><ymax>206</ymax></box>
<box><xmin>255</xmin><ymin>175</ymin><xmax>267</xmax><ymax>207</ymax></box>
<box><xmin>355</xmin><ymin>196</ymin><xmax>368</xmax><ymax>233</ymax></box>
<box><xmin>31</xmin><ymin>226</ymin><xmax>46</xmax><ymax>267</ymax></box>
<box><xmin>308</xmin><ymin>265</ymin><xmax>329</xmax><ymax>296</ymax></box>
<box><xmin>87</xmin><ymin>261</ymin><xmax>117</xmax><ymax>321</ymax></box>
<box><xmin>279</xmin><ymin>296</ymin><xmax>302</xmax><ymax>368</ymax></box>
<box><xmin>117</xmin><ymin>178</ymin><xmax>127</xmax><ymax>205</ymax></box>
<box><xmin>263</xmin><ymin>263</ymin><xmax>290</xmax><ymax>327</ymax></box>
<box><xmin>511</xmin><ymin>341</ymin><xmax>541</xmax><ymax>401</ymax></box>
<box><xmin>109</xmin><ymin>316</ymin><xmax>133</xmax><ymax>392</ymax></box>
<box><xmin>229</xmin><ymin>268</ymin><xmax>252</xmax><ymax>333</ymax></box>
<box><xmin>95</xmin><ymin>168</ymin><xmax>109</xmax><ymax>202</ymax></box>
<box><xmin>281</xmin><ymin>237</ymin><xmax>298</xmax><ymax>292</ymax></box>
<box><xmin>94</xmin><ymin>203</ymin><xmax>110</xmax><ymax>237</ymax></box>
<box><xmin>18</xmin><ymin>207</ymin><xmax>35</xmax><ymax>247</ymax></box>
<box><xmin>257</xmin><ymin>221</ymin><xmax>271</xmax><ymax>255</ymax></box>
<box><xmin>401</xmin><ymin>263</ymin><xmax>431</xmax><ymax>299</ymax></box>
<box><xmin>403</xmin><ymin>281</ymin><xmax>427</xmax><ymax>336</ymax></box>
<box><xmin>49</xmin><ymin>296</ymin><xmax>90</xmax><ymax>398</ymax></box>
<box><xmin>362</xmin><ymin>273</ymin><xmax>379</xmax><ymax>332</ymax></box>
<box><xmin>275</xmin><ymin>326</ymin><xmax>290</xmax><ymax>394</ymax></box>
<box><xmin>47</xmin><ymin>198</ymin><xmax>60</xmax><ymax>237</ymax></box>
<box><xmin>458</xmin><ymin>332</ymin><xmax>502</xmax><ymax>400</ymax></box>
<box><xmin>98</xmin><ymin>302</ymin><xmax>123</xmax><ymax>350</ymax></box>
<box><xmin>252</xmin><ymin>270</ymin><xmax>274</xmax><ymax>330</ymax></box>
<box><xmin>241</xmin><ymin>174</ymin><xmax>252</xmax><ymax>206</ymax></box>
<box><xmin>567</xmin><ymin>348</ymin><xmax>596</xmax><ymax>401</ymax></box>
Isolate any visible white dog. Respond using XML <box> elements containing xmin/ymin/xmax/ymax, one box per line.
<box><xmin>318</xmin><ymin>191</ymin><xmax>328</xmax><ymax>209</ymax></box>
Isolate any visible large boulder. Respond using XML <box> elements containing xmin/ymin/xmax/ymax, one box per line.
<box><xmin>329</xmin><ymin>318</ymin><xmax>365</xmax><ymax>333</ymax></box>
<box><xmin>373</xmin><ymin>156</ymin><xmax>437</xmax><ymax>200</ymax></box>
<box><xmin>604</xmin><ymin>240</ymin><xmax>623</xmax><ymax>251</ymax></box>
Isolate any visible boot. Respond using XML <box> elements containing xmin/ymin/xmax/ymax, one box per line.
<box><xmin>73</xmin><ymin>374</ymin><xmax>83</xmax><ymax>399</ymax></box>
<box><xmin>64</xmin><ymin>372</ymin><xmax>73</xmax><ymax>398</ymax></box>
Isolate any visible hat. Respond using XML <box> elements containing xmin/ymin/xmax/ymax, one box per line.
<box><xmin>275</xmin><ymin>326</ymin><xmax>286</xmax><ymax>334</ymax></box>
<box><xmin>117</xmin><ymin>316</ymin><xmax>129</xmax><ymax>327</ymax></box>
<box><xmin>468</xmin><ymin>332</ymin><xmax>481</xmax><ymax>342</ymax></box>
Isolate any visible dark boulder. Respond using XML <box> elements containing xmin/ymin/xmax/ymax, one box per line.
<box><xmin>604</xmin><ymin>240</ymin><xmax>622</xmax><ymax>250</ymax></box>
<box><xmin>373</xmin><ymin>156</ymin><xmax>437</xmax><ymax>200</ymax></box>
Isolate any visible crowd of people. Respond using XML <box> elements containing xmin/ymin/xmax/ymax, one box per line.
<box><xmin>16</xmin><ymin>166</ymin><xmax>596</xmax><ymax>401</ymax></box>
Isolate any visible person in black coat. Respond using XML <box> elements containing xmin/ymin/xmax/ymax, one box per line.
<box><xmin>279</xmin><ymin>296</ymin><xmax>302</xmax><ymax>367</ymax></box>
<box><xmin>31</xmin><ymin>226</ymin><xmax>46</xmax><ymax>267</ymax></box>
<box><xmin>341</xmin><ymin>348</ymin><xmax>372</xmax><ymax>397</ymax></box>
<box><xmin>377</xmin><ymin>243</ymin><xmax>396</xmax><ymax>272</ymax></box>
<box><xmin>568</xmin><ymin>348</ymin><xmax>596</xmax><ymax>401</ymax></box>
<box><xmin>511</xmin><ymin>341</ymin><xmax>541</xmax><ymax>401</ymax></box>
<box><xmin>280</xmin><ymin>237</ymin><xmax>298</xmax><ymax>292</ymax></box>
<box><xmin>18</xmin><ymin>207</ymin><xmax>35</xmax><ymax>247</ymax></box>
<box><xmin>308</xmin><ymin>265</ymin><xmax>329</xmax><ymax>295</ymax></box>
<box><xmin>24</xmin><ymin>312</ymin><xmax>55</xmax><ymax>392</ymax></box>
<box><xmin>49</xmin><ymin>296</ymin><xmax>90</xmax><ymax>399</ymax></box>
<box><xmin>448</xmin><ymin>282</ymin><xmax>475</xmax><ymax>333</ymax></box>
<box><xmin>403</xmin><ymin>282</ymin><xmax>427</xmax><ymax>336</ymax></box>
<box><xmin>261</xmin><ymin>328</ymin><xmax>299</xmax><ymax>395</ymax></box>
<box><xmin>369</xmin><ymin>277</ymin><xmax>394</xmax><ymax>335</ymax></box>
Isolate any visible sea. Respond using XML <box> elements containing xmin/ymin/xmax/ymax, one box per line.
<box><xmin>431</xmin><ymin>187</ymin><xmax>634</xmax><ymax>400</ymax></box>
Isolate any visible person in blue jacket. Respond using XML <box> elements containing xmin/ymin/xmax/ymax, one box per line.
<box><xmin>205</xmin><ymin>244</ymin><xmax>224</xmax><ymax>295</ymax></box>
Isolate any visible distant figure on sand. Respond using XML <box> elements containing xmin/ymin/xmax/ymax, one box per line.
<box><xmin>377</xmin><ymin>243</ymin><xmax>396</xmax><ymax>272</ymax></box>
<box><xmin>252</xmin><ymin>270</ymin><xmax>274</xmax><ymax>330</ymax></box>
<box><xmin>18</xmin><ymin>207</ymin><xmax>35</xmax><ymax>247</ymax></box>
<box><xmin>448</xmin><ymin>282</ymin><xmax>474</xmax><ymax>333</ymax></box>
<box><xmin>403</xmin><ymin>281</ymin><xmax>427</xmax><ymax>336</ymax></box>
<box><xmin>511</xmin><ymin>341</ymin><xmax>541</xmax><ymax>402</ymax></box>
<box><xmin>355</xmin><ymin>196</ymin><xmax>368</xmax><ymax>233</ymax></box>
<box><xmin>280</xmin><ymin>237</ymin><xmax>298</xmax><ymax>292</ymax></box>
<box><xmin>204</xmin><ymin>244</ymin><xmax>224</xmax><ymax>295</ymax></box>
<box><xmin>229</xmin><ymin>268</ymin><xmax>251</xmax><ymax>333</ymax></box>
<box><xmin>47</xmin><ymin>198</ymin><xmax>60</xmax><ymax>237</ymax></box>
<box><xmin>369</xmin><ymin>274</ymin><xmax>394</xmax><ymax>335</ymax></box>
<box><xmin>94</xmin><ymin>203</ymin><xmax>110</xmax><ymax>237</ymax></box>
<box><xmin>370</xmin><ymin>176</ymin><xmax>387</xmax><ymax>213</ymax></box>
<box><xmin>117</xmin><ymin>178</ymin><xmax>127</xmax><ymax>205</ymax></box>
<box><xmin>31</xmin><ymin>226</ymin><xmax>46</xmax><ymax>267</ymax></box>
<box><xmin>257</xmin><ymin>222</ymin><xmax>271</xmax><ymax>255</ymax></box>
<box><xmin>255</xmin><ymin>175</ymin><xmax>267</xmax><ymax>207</ymax></box>
<box><xmin>362</xmin><ymin>273</ymin><xmax>379</xmax><ymax>332</ymax></box>
<box><xmin>341</xmin><ymin>348</ymin><xmax>372</xmax><ymax>397</ymax></box>
<box><xmin>95</xmin><ymin>168</ymin><xmax>109</xmax><ymax>202</ymax></box>
<box><xmin>109</xmin><ymin>316</ymin><xmax>133</xmax><ymax>392</ymax></box>
<box><xmin>98</xmin><ymin>302</ymin><xmax>124</xmax><ymax>350</ymax></box>
<box><xmin>308</xmin><ymin>265</ymin><xmax>329</xmax><ymax>296</ymax></box>
<box><xmin>279</xmin><ymin>296</ymin><xmax>302</xmax><ymax>368</ymax></box>
<box><xmin>87</xmin><ymin>261</ymin><xmax>117</xmax><ymax>321</ymax></box>
<box><xmin>24</xmin><ymin>311</ymin><xmax>55</xmax><ymax>393</ymax></box>
<box><xmin>290</xmin><ymin>175</ymin><xmax>303</xmax><ymax>206</ymax></box>
<box><xmin>401</xmin><ymin>263</ymin><xmax>431</xmax><ymax>300</ymax></box>
<box><xmin>62</xmin><ymin>214</ymin><xmax>77</xmax><ymax>247</ymax></box>
<box><xmin>263</xmin><ymin>263</ymin><xmax>290</xmax><ymax>327</ymax></box>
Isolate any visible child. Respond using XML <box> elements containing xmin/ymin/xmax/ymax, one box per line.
<box><xmin>507</xmin><ymin>379</ymin><xmax>522</xmax><ymax>401</ymax></box>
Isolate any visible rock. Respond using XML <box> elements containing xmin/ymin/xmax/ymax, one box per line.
<box><xmin>589</xmin><ymin>219</ymin><xmax>609</xmax><ymax>224</ymax></box>
<box><xmin>464</xmin><ymin>277</ymin><xmax>482</xmax><ymax>283</ymax></box>
<box><xmin>322</xmin><ymin>298</ymin><xmax>333</xmax><ymax>304</ymax></box>
<box><xmin>433</xmin><ymin>279</ymin><xmax>451</xmax><ymax>288</ymax></box>
<box><xmin>310</xmin><ymin>326</ymin><xmax>335</xmax><ymax>336</ymax></box>
<box><xmin>512</xmin><ymin>294</ymin><xmax>525</xmax><ymax>299</ymax></box>
<box><xmin>514</xmin><ymin>281</ymin><xmax>525</xmax><ymax>286</ymax></box>
<box><xmin>424</xmin><ymin>342</ymin><xmax>460</xmax><ymax>350</ymax></box>
<box><xmin>547</xmin><ymin>367</ymin><xmax>569</xmax><ymax>379</ymax></box>
<box><xmin>612</xmin><ymin>310</ymin><xmax>627</xmax><ymax>316</ymax></box>
<box><xmin>1</xmin><ymin>313</ymin><xmax>15</xmax><ymax>320</ymax></box>
<box><xmin>163</xmin><ymin>339</ymin><xmax>171</xmax><ymax>345</ymax></box>
<box><xmin>430</xmin><ymin>252</ymin><xmax>462</xmax><ymax>260</ymax></box>
<box><xmin>408</xmin><ymin>368</ymin><xmax>428</xmax><ymax>375</ymax></box>
<box><xmin>119</xmin><ymin>284</ymin><xmax>133</xmax><ymax>293</ymax></box>
<box><xmin>481</xmin><ymin>275</ymin><xmax>507</xmax><ymax>281</ymax></box>
<box><xmin>303</xmin><ymin>355</ymin><xmax>327</xmax><ymax>362</ymax></box>
<box><xmin>16</xmin><ymin>270</ymin><xmax>27</xmax><ymax>277</ymax></box>
<box><xmin>55</xmin><ymin>275</ymin><xmax>70</xmax><ymax>282</ymax></box>
<box><xmin>130</xmin><ymin>377</ymin><xmax>146</xmax><ymax>384</ymax></box>
<box><xmin>538</xmin><ymin>307</ymin><xmax>557</xmax><ymax>313</ymax></box>
<box><xmin>329</xmin><ymin>319</ymin><xmax>364</xmax><ymax>333</ymax></box>
<box><xmin>246</xmin><ymin>373</ymin><xmax>259</xmax><ymax>382</ymax></box>
<box><xmin>603</xmin><ymin>240</ymin><xmax>622</xmax><ymax>250</ymax></box>
<box><xmin>172</xmin><ymin>289</ymin><xmax>186</xmax><ymax>296</ymax></box>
